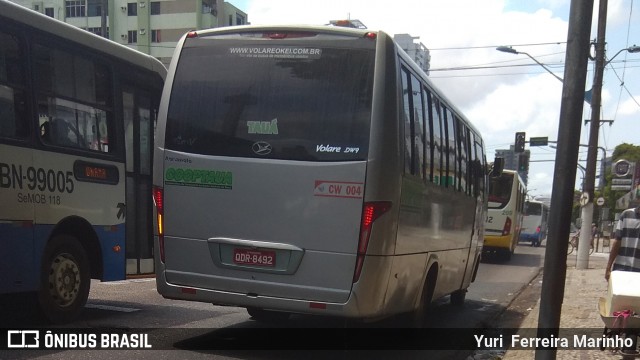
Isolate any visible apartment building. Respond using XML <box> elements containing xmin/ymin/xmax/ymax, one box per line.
<box><xmin>394</xmin><ymin>33</ymin><xmax>431</xmax><ymax>75</ymax></box>
<box><xmin>11</xmin><ymin>0</ymin><xmax>248</xmax><ymax>66</ymax></box>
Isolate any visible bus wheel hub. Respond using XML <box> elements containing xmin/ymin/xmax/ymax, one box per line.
<box><xmin>48</xmin><ymin>254</ymin><xmax>81</xmax><ymax>307</ymax></box>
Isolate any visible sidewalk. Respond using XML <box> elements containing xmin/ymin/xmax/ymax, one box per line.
<box><xmin>502</xmin><ymin>246</ymin><xmax>630</xmax><ymax>359</ymax></box>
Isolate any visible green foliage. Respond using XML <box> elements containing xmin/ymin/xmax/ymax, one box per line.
<box><xmin>612</xmin><ymin>143</ymin><xmax>640</xmax><ymax>162</ymax></box>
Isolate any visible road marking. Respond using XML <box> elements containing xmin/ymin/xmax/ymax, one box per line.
<box><xmin>86</xmin><ymin>304</ymin><xmax>141</xmax><ymax>313</ymax></box>
<box><xmin>100</xmin><ymin>278</ymin><xmax>155</xmax><ymax>285</ymax></box>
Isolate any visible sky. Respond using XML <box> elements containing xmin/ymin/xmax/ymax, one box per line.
<box><xmin>231</xmin><ymin>0</ymin><xmax>639</xmax><ymax>200</ymax></box>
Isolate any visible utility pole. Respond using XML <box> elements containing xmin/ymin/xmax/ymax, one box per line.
<box><xmin>535</xmin><ymin>0</ymin><xmax>594</xmax><ymax>359</ymax></box>
<box><xmin>577</xmin><ymin>0</ymin><xmax>607</xmax><ymax>270</ymax></box>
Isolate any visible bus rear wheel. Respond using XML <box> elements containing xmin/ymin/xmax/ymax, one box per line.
<box><xmin>37</xmin><ymin>235</ymin><xmax>90</xmax><ymax>324</ymax></box>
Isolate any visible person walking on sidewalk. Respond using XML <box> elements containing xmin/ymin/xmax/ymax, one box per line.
<box><xmin>605</xmin><ymin>205</ymin><xmax>640</xmax><ymax>281</ymax></box>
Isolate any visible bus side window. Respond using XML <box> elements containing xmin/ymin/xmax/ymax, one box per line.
<box><xmin>410</xmin><ymin>74</ymin><xmax>425</xmax><ymax>180</ymax></box>
<box><xmin>431</xmin><ymin>97</ymin><xmax>443</xmax><ymax>185</ymax></box>
<box><xmin>441</xmin><ymin>105</ymin><xmax>457</xmax><ymax>188</ymax></box>
<box><xmin>400</xmin><ymin>67</ymin><xmax>413</xmax><ymax>175</ymax></box>
<box><xmin>0</xmin><ymin>30</ymin><xmax>29</xmax><ymax>140</ymax></box>
<box><xmin>33</xmin><ymin>43</ymin><xmax>112</xmax><ymax>152</ymax></box>
<box><xmin>421</xmin><ymin>85</ymin><xmax>432</xmax><ymax>182</ymax></box>
<box><xmin>456</xmin><ymin>120</ymin><xmax>468</xmax><ymax>194</ymax></box>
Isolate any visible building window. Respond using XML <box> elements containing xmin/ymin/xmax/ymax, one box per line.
<box><xmin>87</xmin><ymin>0</ymin><xmax>106</xmax><ymax>17</ymax></box>
<box><xmin>150</xmin><ymin>2</ymin><xmax>160</xmax><ymax>15</ymax></box>
<box><xmin>202</xmin><ymin>0</ymin><xmax>214</xmax><ymax>14</ymax></box>
<box><xmin>87</xmin><ymin>27</ymin><xmax>109</xmax><ymax>38</ymax></box>
<box><xmin>127</xmin><ymin>30</ymin><xmax>137</xmax><ymax>44</ymax></box>
<box><xmin>45</xmin><ymin>7</ymin><xmax>54</xmax><ymax>17</ymax></box>
<box><xmin>236</xmin><ymin>14</ymin><xmax>245</xmax><ymax>25</ymax></box>
<box><xmin>151</xmin><ymin>30</ymin><xmax>161</xmax><ymax>43</ymax></box>
<box><xmin>66</xmin><ymin>1</ymin><xmax>86</xmax><ymax>18</ymax></box>
<box><xmin>127</xmin><ymin>3</ymin><xmax>137</xmax><ymax>16</ymax></box>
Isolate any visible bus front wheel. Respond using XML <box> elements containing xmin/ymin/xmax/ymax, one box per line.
<box><xmin>37</xmin><ymin>235</ymin><xmax>91</xmax><ymax>324</ymax></box>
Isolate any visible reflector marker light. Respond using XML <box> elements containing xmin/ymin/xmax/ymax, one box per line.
<box><xmin>310</xmin><ymin>302</ymin><xmax>327</xmax><ymax>309</ymax></box>
<box><xmin>152</xmin><ymin>186</ymin><xmax>165</xmax><ymax>262</ymax></box>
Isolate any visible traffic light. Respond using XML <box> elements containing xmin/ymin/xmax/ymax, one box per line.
<box><xmin>515</xmin><ymin>132</ymin><xmax>526</xmax><ymax>153</ymax></box>
<box><xmin>518</xmin><ymin>153</ymin><xmax>529</xmax><ymax>172</ymax></box>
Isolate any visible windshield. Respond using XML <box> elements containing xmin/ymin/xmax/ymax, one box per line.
<box><xmin>165</xmin><ymin>33</ymin><xmax>375</xmax><ymax>161</ymax></box>
<box><xmin>488</xmin><ymin>173</ymin><xmax>513</xmax><ymax>209</ymax></box>
<box><xmin>524</xmin><ymin>202</ymin><xmax>542</xmax><ymax>216</ymax></box>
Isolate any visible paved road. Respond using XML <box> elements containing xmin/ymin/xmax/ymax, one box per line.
<box><xmin>1</xmin><ymin>240</ymin><xmax>547</xmax><ymax>359</ymax></box>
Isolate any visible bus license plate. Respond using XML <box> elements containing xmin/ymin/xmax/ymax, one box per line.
<box><xmin>233</xmin><ymin>248</ymin><xmax>276</xmax><ymax>267</ymax></box>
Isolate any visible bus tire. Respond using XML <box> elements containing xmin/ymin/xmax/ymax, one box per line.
<box><xmin>246</xmin><ymin>307</ymin><xmax>290</xmax><ymax>323</ymax></box>
<box><xmin>37</xmin><ymin>235</ymin><xmax>90</xmax><ymax>324</ymax></box>
<box><xmin>412</xmin><ymin>267</ymin><xmax>437</xmax><ymax>327</ymax></box>
<box><xmin>502</xmin><ymin>248</ymin><xmax>513</xmax><ymax>261</ymax></box>
<box><xmin>450</xmin><ymin>289</ymin><xmax>466</xmax><ymax>306</ymax></box>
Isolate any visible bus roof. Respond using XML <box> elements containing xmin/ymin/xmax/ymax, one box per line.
<box><xmin>0</xmin><ymin>0</ymin><xmax>166</xmax><ymax>80</ymax></box>
<box><xmin>183</xmin><ymin>23</ymin><xmax>375</xmax><ymax>38</ymax></box>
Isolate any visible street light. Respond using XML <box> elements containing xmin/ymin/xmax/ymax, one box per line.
<box><xmin>549</xmin><ymin>144</ymin><xmax>607</xmax><ymax>188</ymax></box>
<box><xmin>605</xmin><ymin>44</ymin><xmax>640</xmax><ymax>65</ymax></box>
<box><xmin>496</xmin><ymin>46</ymin><xmax>564</xmax><ymax>82</ymax></box>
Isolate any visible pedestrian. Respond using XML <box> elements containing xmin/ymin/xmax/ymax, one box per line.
<box><xmin>605</xmin><ymin>205</ymin><xmax>640</xmax><ymax>281</ymax></box>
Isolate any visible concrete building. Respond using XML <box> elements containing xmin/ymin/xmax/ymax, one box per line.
<box><xmin>495</xmin><ymin>146</ymin><xmax>530</xmax><ymax>186</ymax></box>
<box><xmin>11</xmin><ymin>0</ymin><xmax>248</xmax><ymax>66</ymax></box>
<box><xmin>394</xmin><ymin>33</ymin><xmax>431</xmax><ymax>75</ymax></box>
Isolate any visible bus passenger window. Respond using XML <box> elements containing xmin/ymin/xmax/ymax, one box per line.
<box><xmin>401</xmin><ymin>67</ymin><xmax>413</xmax><ymax>175</ymax></box>
<box><xmin>33</xmin><ymin>44</ymin><xmax>112</xmax><ymax>152</ymax></box>
<box><xmin>0</xmin><ymin>31</ymin><xmax>28</xmax><ymax>139</ymax></box>
<box><xmin>410</xmin><ymin>74</ymin><xmax>425</xmax><ymax>180</ymax></box>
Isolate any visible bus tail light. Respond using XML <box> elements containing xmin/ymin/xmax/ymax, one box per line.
<box><xmin>536</xmin><ymin>226</ymin><xmax>541</xmax><ymax>234</ymax></box>
<box><xmin>354</xmin><ymin>201</ymin><xmax>392</xmax><ymax>283</ymax></box>
<box><xmin>502</xmin><ymin>216</ymin><xmax>512</xmax><ymax>236</ymax></box>
<box><xmin>153</xmin><ymin>186</ymin><xmax>165</xmax><ymax>263</ymax></box>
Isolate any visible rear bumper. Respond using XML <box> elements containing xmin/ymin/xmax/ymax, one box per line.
<box><xmin>483</xmin><ymin>235</ymin><xmax>513</xmax><ymax>250</ymax></box>
<box><xmin>154</xmin><ymin>237</ymin><xmax>394</xmax><ymax>319</ymax></box>
<box><xmin>519</xmin><ymin>233</ymin><xmax>540</xmax><ymax>241</ymax></box>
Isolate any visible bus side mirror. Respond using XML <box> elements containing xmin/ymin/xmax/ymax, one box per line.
<box><xmin>490</xmin><ymin>157</ymin><xmax>504</xmax><ymax>178</ymax></box>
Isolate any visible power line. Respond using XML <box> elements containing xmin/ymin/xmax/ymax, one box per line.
<box><xmin>429</xmin><ymin>41</ymin><xmax>567</xmax><ymax>51</ymax></box>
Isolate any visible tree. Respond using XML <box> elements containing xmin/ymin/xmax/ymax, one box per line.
<box><xmin>612</xmin><ymin>143</ymin><xmax>640</xmax><ymax>162</ymax></box>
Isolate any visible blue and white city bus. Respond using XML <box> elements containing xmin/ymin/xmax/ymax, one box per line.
<box><xmin>0</xmin><ymin>0</ymin><xmax>165</xmax><ymax>323</ymax></box>
<box><xmin>520</xmin><ymin>200</ymin><xmax>549</xmax><ymax>247</ymax></box>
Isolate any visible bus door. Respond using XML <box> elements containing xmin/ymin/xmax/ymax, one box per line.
<box><xmin>123</xmin><ymin>86</ymin><xmax>157</xmax><ymax>274</ymax></box>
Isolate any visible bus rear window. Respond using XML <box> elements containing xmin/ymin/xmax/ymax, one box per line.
<box><xmin>488</xmin><ymin>174</ymin><xmax>513</xmax><ymax>209</ymax></box>
<box><xmin>165</xmin><ymin>36</ymin><xmax>375</xmax><ymax>161</ymax></box>
<box><xmin>524</xmin><ymin>202</ymin><xmax>542</xmax><ymax>216</ymax></box>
